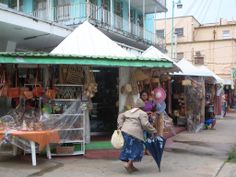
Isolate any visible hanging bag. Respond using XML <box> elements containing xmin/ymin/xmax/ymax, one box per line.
<box><xmin>32</xmin><ymin>65</ymin><xmax>44</xmax><ymax>97</ymax></box>
<box><xmin>45</xmin><ymin>66</ymin><xmax>57</xmax><ymax>99</ymax></box>
<box><xmin>0</xmin><ymin>66</ymin><xmax>8</xmax><ymax>97</ymax></box>
<box><xmin>7</xmin><ymin>65</ymin><xmax>20</xmax><ymax>98</ymax></box>
<box><xmin>111</xmin><ymin>130</ymin><xmax>124</xmax><ymax>149</ymax></box>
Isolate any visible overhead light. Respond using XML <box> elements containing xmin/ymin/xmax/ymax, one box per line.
<box><xmin>90</xmin><ymin>69</ymin><xmax>101</xmax><ymax>73</ymax></box>
<box><xmin>176</xmin><ymin>0</ymin><xmax>183</xmax><ymax>9</ymax></box>
<box><xmin>14</xmin><ymin>27</ymin><xmax>23</xmax><ymax>30</ymax></box>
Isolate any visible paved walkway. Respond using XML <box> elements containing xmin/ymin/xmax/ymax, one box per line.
<box><xmin>0</xmin><ymin>113</ymin><xmax>236</xmax><ymax>177</ymax></box>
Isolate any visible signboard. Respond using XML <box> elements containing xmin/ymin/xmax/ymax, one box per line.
<box><xmin>231</xmin><ymin>69</ymin><xmax>236</xmax><ymax>79</ymax></box>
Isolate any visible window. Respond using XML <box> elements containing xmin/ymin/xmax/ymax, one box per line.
<box><xmin>33</xmin><ymin>0</ymin><xmax>47</xmax><ymax>19</ymax></box>
<box><xmin>177</xmin><ymin>52</ymin><xmax>184</xmax><ymax>60</ymax></box>
<box><xmin>175</xmin><ymin>28</ymin><xmax>184</xmax><ymax>37</ymax></box>
<box><xmin>222</xmin><ymin>30</ymin><xmax>230</xmax><ymax>39</ymax></box>
<box><xmin>55</xmin><ymin>0</ymin><xmax>71</xmax><ymax>20</ymax></box>
<box><xmin>156</xmin><ymin>29</ymin><xmax>164</xmax><ymax>39</ymax></box>
<box><xmin>8</xmin><ymin>0</ymin><xmax>23</xmax><ymax>10</ymax></box>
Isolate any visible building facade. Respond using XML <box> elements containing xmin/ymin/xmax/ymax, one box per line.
<box><xmin>156</xmin><ymin>16</ymin><xmax>236</xmax><ymax>84</ymax></box>
<box><xmin>0</xmin><ymin>0</ymin><xmax>167</xmax><ymax>54</ymax></box>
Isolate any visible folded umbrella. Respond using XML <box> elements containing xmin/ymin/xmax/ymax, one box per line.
<box><xmin>145</xmin><ymin>136</ymin><xmax>166</xmax><ymax>171</ymax></box>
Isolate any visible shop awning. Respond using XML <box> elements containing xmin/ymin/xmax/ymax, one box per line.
<box><xmin>0</xmin><ymin>52</ymin><xmax>173</xmax><ymax>68</ymax></box>
<box><xmin>173</xmin><ymin>59</ymin><xmax>214</xmax><ymax>77</ymax></box>
<box><xmin>141</xmin><ymin>46</ymin><xmax>181</xmax><ymax>73</ymax></box>
<box><xmin>51</xmin><ymin>21</ymin><xmax>135</xmax><ymax>58</ymax></box>
<box><xmin>197</xmin><ymin>65</ymin><xmax>224</xmax><ymax>84</ymax></box>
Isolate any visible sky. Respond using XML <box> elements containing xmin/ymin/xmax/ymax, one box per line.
<box><xmin>157</xmin><ymin>0</ymin><xmax>236</xmax><ymax>24</ymax></box>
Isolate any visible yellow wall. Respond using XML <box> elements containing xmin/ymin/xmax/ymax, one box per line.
<box><xmin>155</xmin><ymin>16</ymin><xmax>236</xmax><ymax>81</ymax></box>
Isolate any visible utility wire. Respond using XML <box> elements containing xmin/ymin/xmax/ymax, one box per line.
<box><xmin>199</xmin><ymin>0</ymin><xmax>213</xmax><ymax>23</ymax></box>
<box><xmin>215</xmin><ymin>0</ymin><xmax>223</xmax><ymax>22</ymax></box>
<box><xmin>194</xmin><ymin>0</ymin><xmax>213</xmax><ymax>39</ymax></box>
<box><xmin>194</xmin><ymin>0</ymin><xmax>209</xmax><ymax>21</ymax></box>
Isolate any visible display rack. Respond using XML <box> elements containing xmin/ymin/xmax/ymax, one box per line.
<box><xmin>49</xmin><ymin>84</ymin><xmax>86</xmax><ymax>156</ymax></box>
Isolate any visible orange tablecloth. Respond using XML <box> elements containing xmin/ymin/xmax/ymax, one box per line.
<box><xmin>0</xmin><ymin>130</ymin><xmax>60</xmax><ymax>151</ymax></box>
<box><xmin>0</xmin><ymin>131</ymin><xmax>4</xmax><ymax>140</ymax></box>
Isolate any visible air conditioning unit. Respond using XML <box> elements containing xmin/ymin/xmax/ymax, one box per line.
<box><xmin>194</xmin><ymin>56</ymin><xmax>204</xmax><ymax>65</ymax></box>
<box><xmin>195</xmin><ymin>51</ymin><xmax>201</xmax><ymax>56</ymax></box>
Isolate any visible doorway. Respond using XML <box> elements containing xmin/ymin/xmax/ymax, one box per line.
<box><xmin>90</xmin><ymin>67</ymin><xmax>119</xmax><ymax>136</ymax></box>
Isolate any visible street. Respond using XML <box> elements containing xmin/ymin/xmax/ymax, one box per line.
<box><xmin>0</xmin><ymin>113</ymin><xmax>236</xmax><ymax>177</ymax></box>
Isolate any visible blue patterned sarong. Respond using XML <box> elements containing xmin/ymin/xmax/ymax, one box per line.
<box><xmin>119</xmin><ymin>132</ymin><xmax>144</xmax><ymax>162</ymax></box>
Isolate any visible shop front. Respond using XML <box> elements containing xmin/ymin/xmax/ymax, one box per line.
<box><xmin>171</xmin><ymin>59</ymin><xmax>221</xmax><ymax>132</ymax></box>
<box><xmin>0</xmin><ymin>52</ymin><xmax>174</xmax><ymax>165</ymax></box>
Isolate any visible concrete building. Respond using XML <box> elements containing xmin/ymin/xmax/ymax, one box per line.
<box><xmin>155</xmin><ymin>16</ymin><xmax>236</xmax><ymax>84</ymax></box>
<box><xmin>0</xmin><ymin>0</ymin><xmax>167</xmax><ymax>54</ymax></box>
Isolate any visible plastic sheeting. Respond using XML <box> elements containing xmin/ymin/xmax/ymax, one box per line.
<box><xmin>0</xmin><ymin>100</ymin><xmax>87</xmax><ymax>153</ymax></box>
<box><xmin>184</xmin><ymin>77</ymin><xmax>205</xmax><ymax>133</ymax></box>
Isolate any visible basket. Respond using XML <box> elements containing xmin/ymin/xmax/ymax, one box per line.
<box><xmin>56</xmin><ymin>145</ymin><xmax>74</xmax><ymax>154</ymax></box>
<box><xmin>7</xmin><ymin>87</ymin><xmax>20</xmax><ymax>98</ymax></box>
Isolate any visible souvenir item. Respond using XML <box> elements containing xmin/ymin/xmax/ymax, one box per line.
<box><xmin>156</xmin><ymin>102</ymin><xmax>166</xmax><ymax>113</ymax></box>
<box><xmin>133</xmin><ymin>69</ymin><xmax>149</xmax><ymax>81</ymax></box>
<box><xmin>153</xmin><ymin>87</ymin><xmax>166</xmax><ymax>103</ymax></box>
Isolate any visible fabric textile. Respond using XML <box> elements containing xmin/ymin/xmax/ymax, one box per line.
<box><xmin>119</xmin><ymin>132</ymin><xmax>144</xmax><ymax>162</ymax></box>
<box><xmin>0</xmin><ymin>130</ymin><xmax>60</xmax><ymax>151</ymax></box>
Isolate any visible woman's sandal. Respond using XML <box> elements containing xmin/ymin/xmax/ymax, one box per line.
<box><xmin>124</xmin><ymin>166</ymin><xmax>133</xmax><ymax>173</ymax></box>
<box><xmin>131</xmin><ymin>166</ymin><xmax>139</xmax><ymax>172</ymax></box>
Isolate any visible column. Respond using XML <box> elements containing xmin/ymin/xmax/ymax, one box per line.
<box><xmin>87</xmin><ymin>0</ymin><xmax>90</xmax><ymax>19</ymax></box>
<box><xmin>143</xmin><ymin>0</ymin><xmax>145</xmax><ymax>39</ymax></box>
<box><xmin>17</xmin><ymin>0</ymin><xmax>20</xmax><ymax>11</ymax></box>
<box><xmin>128</xmin><ymin>0</ymin><xmax>131</xmax><ymax>33</ymax></box>
<box><xmin>6</xmin><ymin>41</ymin><xmax>16</xmax><ymax>52</ymax></box>
<box><xmin>110</xmin><ymin>0</ymin><xmax>113</xmax><ymax>28</ymax></box>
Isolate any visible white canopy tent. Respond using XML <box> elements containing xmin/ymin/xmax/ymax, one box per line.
<box><xmin>141</xmin><ymin>46</ymin><xmax>181</xmax><ymax>73</ymax></box>
<box><xmin>197</xmin><ymin>65</ymin><xmax>224</xmax><ymax>84</ymax></box>
<box><xmin>51</xmin><ymin>21</ymin><xmax>134</xmax><ymax>58</ymax></box>
<box><xmin>174</xmin><ymin>59</ymin><xmax>214</xmax><ymax>77</ymax></box>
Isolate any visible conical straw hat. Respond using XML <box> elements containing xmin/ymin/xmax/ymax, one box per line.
<box><xmin>134</xmin><ymin>69</ymin><xmax>149</xmax><ymax>81</ymax></box>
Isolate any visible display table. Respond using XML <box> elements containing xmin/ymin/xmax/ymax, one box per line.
<box><xmin>0</xmin><ymin>130</ymin><xmax>60</xmax><ymax>166</ymax></box>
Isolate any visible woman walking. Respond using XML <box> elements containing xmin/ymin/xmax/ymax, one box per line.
<box><xmin>117</xmin><ymin>98</ymin><xmax>157</xmax><ymax>173</ymax></box>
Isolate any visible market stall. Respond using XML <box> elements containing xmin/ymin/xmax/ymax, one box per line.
<box><xmin>0</xmin><ymin>22</ymin><xmax>176</xmax><ymax>165</ymax></box>
<box><xmin>172</xmin><ymin>59</ymin><xmax>218</xmax><ymax>132</ymax></box>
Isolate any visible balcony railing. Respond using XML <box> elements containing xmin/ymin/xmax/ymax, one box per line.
<box><xmin>156</xmin><ymin>0</ymin><xmax>166</xmax><ymax>7</ymax></box>
<box><xmin>7</xmin><ymin>2</ymin><xmax>165</xmax><ymax>48</ymax></box>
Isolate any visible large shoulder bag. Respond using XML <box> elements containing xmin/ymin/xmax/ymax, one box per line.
<box><xmin>111</xmin><ymin>130</ymin><xmax>124</xmax><ymax>149</ymax></box>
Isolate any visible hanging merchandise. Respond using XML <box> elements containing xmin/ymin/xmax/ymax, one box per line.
<box><xmin>45</xmin><ymin>66</ymin><xmax>57</xmax><ymax>99</ymax></box>
<box><xmin>84</xmin><ymin>67</ymin><xmax>97</xmax><ymax>98</ymax></box>
<box><xmin>153</xmin><ymin>87</ymin><xmax>166</xmax><ymax>104</ymax></box>
<box><xmin>133</xmin><ymin>69</ymin><xmax>149</xmax><ymax>81</ymax></box>
<box><xmin>32</xmin><ymin>66</ymin><xmax>44</xmax><ymax>97</ymax></box>
<box><xmin>156</xmin><ymin>102</ymin><xmax>166</xmax><ymax>114</ymax></box>
<box><xmin>65</xmin><ymin>65</ymin><xmax>84</xmax><ymax>84</ymax></box>
<box><xmin>7</xmin><ymin>65</ymin><xmax>20</xmax><ymax>98</ymax></box>
<box><xmin>124</xmin><ymin>94</ymin><xmax>134</xmax><ymax>110</ymax></box>
<box><xmin>130</xmin><ymin>70</ymin><xmax>139</xmax><ymax>95</ymax></box>
<box><xmin>0</xmin><ymin>65</ymin><xmax>8</xmax><ymax>97</ymax></box>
